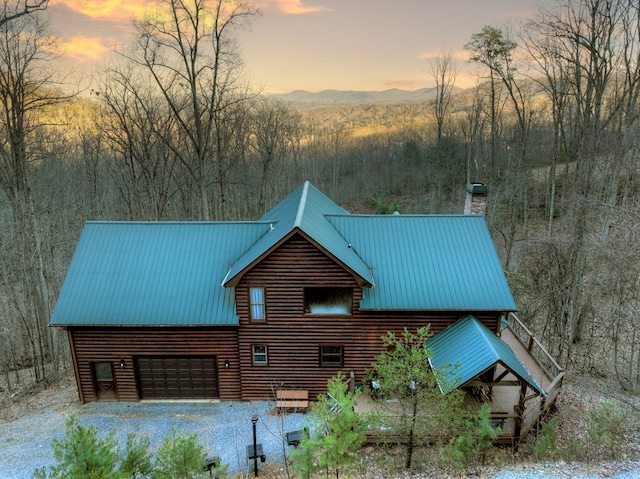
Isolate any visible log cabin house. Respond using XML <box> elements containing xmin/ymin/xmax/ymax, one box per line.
<box><xmin>50</xmin><ymin>181</ymin><xmax>563</xmax><ymax>445</ymax></box>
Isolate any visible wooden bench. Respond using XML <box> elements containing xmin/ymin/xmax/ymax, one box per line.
<box><xmin>276</xmin><ymin>389</ymin><xmax>309</xmax><ymax>410</ymax></box>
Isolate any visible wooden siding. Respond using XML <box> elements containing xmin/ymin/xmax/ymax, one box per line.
<box><xmin>68</xmin><ymin>327</ymin><xmax>239</xmax><ymax>402</ymax></box>
<box><xmin>236</xmin><ymin>233</ymin><xmax>502</xmax><ymax>400</ymax></box>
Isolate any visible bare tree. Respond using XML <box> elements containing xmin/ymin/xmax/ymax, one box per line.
<box><xmin>248</xmin><ymin>97</ymin><xmax>298</xmax><ymax>213</ymax></box>
<box><xmin>0</xmin><ymin>0</ymin><xmax>47</xmax><ymax>27</ymax></box>
<box><xmin>99</xmin><ymin>66</ymin><xmax>180</xmax><ymax>220</ymax></box>
<box><xmin>0</xmin><ymin>7</ymin><xmax>71</xmax><ymax>383</ymax></box>
<box><xmin>119</xmin><ymin>0</ymin><xmax>258</xmax><ymax>220</ymax></box>
<box><xmin>428</xmin><ymin>50</ymin><xmax>457</xmax><ymax>149</ymax></box>
<box><xmin>465</xmin><ymin>26</ymin><xmax>516</xmax><ymax>171</ymax></box>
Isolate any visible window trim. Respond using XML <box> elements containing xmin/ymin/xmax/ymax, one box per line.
<box><xmin>252</xmin><ymin>345</ymin><xmax>268</xmax><ymax>365</ymax></box>
<box><xmin>93</xmin><ymin>362</ymin><xmax>114</xmax><ymax>381</ymax></box>
<box><xmin>249</xmin><ymin>287</ymin><xmax>266</xmax><ymax>322</ymax></box>
<box><xmin>320</xmin><ymin>345</ymin><xmax>344</xmax><ymax>367</ymax></box>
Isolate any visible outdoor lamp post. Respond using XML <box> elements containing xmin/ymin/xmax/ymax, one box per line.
<box><xmin>251</xmin><ymin>414</ymin><xmax>259</xmax><ymax>477</ymax></box>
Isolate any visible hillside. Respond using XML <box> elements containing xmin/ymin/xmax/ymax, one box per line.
<box><xmin>269</xmin><ymin>87</ymin><xmax>447</xmax><ymax>107</ymax></box>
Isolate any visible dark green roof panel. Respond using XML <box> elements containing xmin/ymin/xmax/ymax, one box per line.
<box><xmin>327</xmin><ymin>215</ymin><xmax>516</xmax><ymax>311</ymax></box>
<box><xmin>49</xmin><ymin>222</ymin><xmax>270</xmax><ymax>326</ymax></box>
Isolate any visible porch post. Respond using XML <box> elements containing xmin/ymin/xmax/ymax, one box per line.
<box><xmin>512</xmin><ymin>381</ymin><xmax>528</xmax><ymax>451</ymax></box>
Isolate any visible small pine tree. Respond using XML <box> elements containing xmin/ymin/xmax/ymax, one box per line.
<box><xmin>118</xmin><ymin>433</ymin><xmax>154</xmax><ymax>478</ymax></box>
<box><xmin>153</xmin><ymin>428</ymin><xmax>208</xmax><ymax>479</ymax></box>
<box><xmin>289</xmin><ymin>429</ymin><xmax>315</xmax><ymax>479</ymax></box>
<box><xmin>291</xmin><ymin>372</ymin><xmax>364</xmax><ymax>479</ymax></box>
<box><xmin>33</xmin><ymin>415</ymin><xmax>119</xmax><ymax>479</ymax></box>
<box><xmin>448</xmin><ymin>403</ymin><xmax>500</xmax><ymax>467</ymax></box>
<box><xmin>366</xmin><ymin>327</ymin><xmax>464</xmax><ymax>469</ymax></box>
<box><xmin>587</xmin><ymin>400</ymin><xmax>625</xmax><ymax>460</ymax></box>
<box><xmin>532</xmin><ymin>418</ymin><xmax>558</xmax><ymax>460</ymax></box>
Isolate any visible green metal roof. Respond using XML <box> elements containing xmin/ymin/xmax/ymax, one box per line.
<box><xmin>49</xmin><ymin>222</ymin><xmax>271</xmax><ymax>327</ymax></box>
<box><xmin>50</xmin><ymin>182</ymin><xmax>516</xmax><ymax>327</ymax></box>
<box><xmin>426</xmin><ymin>316</ymin><xmax>544</xmax><ymax>395</ymax></box>
<box><xmin>327</xmin><ymin>215</ymin><xmax>517</xmax><ymax>311</ymax></box>
<box><xmin>222</xmin><ymin>182</ymin><xmax>374</xmax><ymax>286</ymax></box>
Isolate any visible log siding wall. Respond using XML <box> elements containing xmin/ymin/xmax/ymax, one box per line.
<box><xmin>69</xmin><ymin>327</ymin><xmax>240</xmax><ymax>402</ymax></box>
<box><xmin>67</xmin><ymin>232</ymin><xmax>502</xmax><ymax>403</ymax></box>
<box><xmin>236</xmin><ymin>233</ymin><xmax>501</xmax><ymax>400</ymax></box>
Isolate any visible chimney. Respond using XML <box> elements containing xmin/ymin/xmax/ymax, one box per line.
<box><xmin>464</xmin><ymin>182</ymin><xmax>487</xmax><ymax>216</ymax></box>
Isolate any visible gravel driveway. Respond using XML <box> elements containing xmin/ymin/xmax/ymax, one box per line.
<box><xmin>3</xmin><ymin>397</ymin><xmax>640</xmax><ymax>479</ymax></box>
<box><xmin>1</xmin><ymin>399</ymin><xmax>307</xmax><ymax>479</ymax></box>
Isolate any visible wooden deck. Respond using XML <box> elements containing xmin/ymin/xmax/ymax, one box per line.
<box><xmin>355</xmin><ymin>313</ymin><xmax>564</xmax><ymax>447</ymax></box>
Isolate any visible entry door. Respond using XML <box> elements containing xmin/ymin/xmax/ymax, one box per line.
<box><xmin>93</xmin><ymin>362</ymin><xmax>117</xmax><ymax>400</ymax></box>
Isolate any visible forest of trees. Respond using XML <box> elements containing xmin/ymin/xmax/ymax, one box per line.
<box><xmin>2</xmin><ymin>0</ymin><xmax>640</xmax><ymax>396</ymax></box>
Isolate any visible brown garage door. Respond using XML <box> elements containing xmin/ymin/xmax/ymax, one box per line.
<box><xmin>136</xmin><ymin>356</ymin><xmax>219</xmax><ymax>399</ymax></box>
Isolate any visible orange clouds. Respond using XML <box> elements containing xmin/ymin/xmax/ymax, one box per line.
<box><xmin>266</xmin><ymin>0</ymin><xmax>328</xmax><ymax>14</ymax></box>
<box><xmin>60</xmin><ymin>35</ymin><xmax>111</xmax><ymax>61</ymax></box>
<box><xmin>53</xmin><ymin>0</ymin><xmax>328</xmax><ymax>19</ymax></box>
<box><xmin>51</xmin><ymin>0</ymin><xmax>150</xmax><ymax>22</ymax></box>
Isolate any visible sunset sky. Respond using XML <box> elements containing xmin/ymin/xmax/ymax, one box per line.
<box><xmin>48</xmin><ymin>0</ymin><xmax>542</xmax><ymax>93</ymax></box>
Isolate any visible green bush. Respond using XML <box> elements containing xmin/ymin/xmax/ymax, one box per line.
<box><xmin>365</xmin><ymin>327</ymin><xmax>465</xmax><ymax>470</ymax></box>
<box><xmin>118</xmin><ymin>433</ymin><xmax>154</xmax><ymax>479</ymax></box>
<box><xmin>34</xmin><ymin>416</ymin><xmax>227</xmax><ymax>479</ymax></box>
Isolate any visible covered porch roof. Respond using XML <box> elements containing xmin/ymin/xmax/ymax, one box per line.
<box><xmin>426</xmin><ymin>315</ymin><xmax>545</xmax><ymax>396</ymax></box>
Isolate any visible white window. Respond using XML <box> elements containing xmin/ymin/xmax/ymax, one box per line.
<box><xmin>250</xmin><ymin>287</ymin><xmax>265</xmax><ymax>322</ymax></box>
<box><xmin>252</xmin><ymin>345</ymin><xmax>268</xmax><ymax>365</ymax></box>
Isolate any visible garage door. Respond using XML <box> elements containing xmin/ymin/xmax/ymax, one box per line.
<box><xmin>136</xmin><ymin>356</ymin><xmax>219</xmax><ymax>399</ymax></box>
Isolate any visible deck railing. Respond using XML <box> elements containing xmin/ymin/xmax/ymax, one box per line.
<box><xmin>507</xmin><ymin>312</ymin><xmax>564</xmax><ymax>381</ymax></box>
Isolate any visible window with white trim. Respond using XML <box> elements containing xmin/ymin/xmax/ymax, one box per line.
<box><xmin>249</xmin><ymin>287</ymin><xmax>265</xmax><ymax>322</ymax></box>
<box><xmin>252</xmin><ymin>345</ymin><xmax>268</xmax><ymax>365</ymax></box>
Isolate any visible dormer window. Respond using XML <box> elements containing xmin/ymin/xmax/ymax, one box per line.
<box><xmin>304</xmin><ymin>287</ymin><xmax>352</xmax><ymax>315</ymax></box>
<box><xmin>250</xmin><ymin>287</ymin><xmax>265</xmax><ymax>322</ymax></box>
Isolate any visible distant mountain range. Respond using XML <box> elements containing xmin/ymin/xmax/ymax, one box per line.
<box><xmin>269</xmin><ymin>87</ymin><xmax>441</xmax><ymax>107</ymax></box>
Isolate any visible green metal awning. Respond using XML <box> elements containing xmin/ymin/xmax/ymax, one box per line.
<box><xmin>426</xmin><ymin>316</ymin><xmax>544</xmax><ymax>395</ymax></box>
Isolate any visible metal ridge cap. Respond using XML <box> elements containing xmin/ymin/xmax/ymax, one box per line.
<box><xmin>293</xmin><ymin>181</ymin><xmax>310</xmax><ymax>228</ymax></box>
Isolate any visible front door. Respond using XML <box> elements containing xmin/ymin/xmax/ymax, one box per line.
<box><xmin>93</xmin><ymin>362</ymin><xmax>117</xmax><ymax>400</ymax></box>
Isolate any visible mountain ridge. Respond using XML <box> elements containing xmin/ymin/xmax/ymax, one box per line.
<box><xmin>269</xmin><ymin>87</ymin><xmax>442</xmax><ymax>106</ymax></box>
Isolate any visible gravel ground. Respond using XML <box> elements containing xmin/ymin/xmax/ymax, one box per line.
<box><xmin>1</xmin><ymin>399</ymin><xmax>307</xmax><ymax>479</ymax></box>
<box><xmin>2</xmin><ymin>373</ymin><xmax>640</xmax><ymax>479</ymax></box>
<box><xmin>491</xmin><ymin>463</ymin><xmax>640</xmax><ymax>479</ymax></box>
<box><xmin>3</xmin><ymin>399</ymin><xmax>640</xmax><ymax>479</ymax></box>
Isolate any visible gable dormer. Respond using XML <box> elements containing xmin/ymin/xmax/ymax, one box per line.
<box><xmin>222</xmin><ymin>181</ymin><xmax>374</xmax><ymax>288</ymax></box>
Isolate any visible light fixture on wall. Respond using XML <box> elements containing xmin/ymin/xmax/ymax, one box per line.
<box><xmin>119</xmin><ymin>359</ymin><xmax>125</xmax><ymax>369</ymax></box>
<box><xmin>224</xmin><ymin>359</ymin><xmax>230</xmax><ymax>369</ymax></box>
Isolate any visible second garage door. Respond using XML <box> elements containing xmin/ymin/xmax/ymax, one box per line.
<box><xmin>136</xmin><ymin>356</ymin><xmax>219</xmax><ymax>399</ymax></box>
